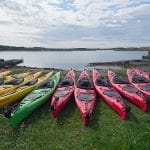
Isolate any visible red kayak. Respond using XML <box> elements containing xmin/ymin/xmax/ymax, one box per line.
<box><xmin>108</xmin><ymin>70</ymin><xmax>148</xmax><ymax>112</ymax></box>
<box><xmin>50</xmin><ymin>69</ymin><xmax>75</xmax><ymax>118</ymax></box>
<box><xmin>93</xmin><ymin>69</ymin><xmax>129</xmax><ymax>119</ymax></box>
<box><xmin>74</xmin><ymin>69</ymin><xmax>96</xmax><ymax>126</ymax></box>
<box><xmin>133</xmin><ymin>68</ymin><xmax>150</xmax><ymax>79</ymax></box>
<box><xmin>127</xmin><ymin>69</ymin><xmax>150</xmax><ymax>100</ymax></box>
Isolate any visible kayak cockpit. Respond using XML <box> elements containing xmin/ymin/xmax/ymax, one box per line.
<box><xmin>77</xmin><ymin>78</ymin><xmax>93</xmax><ymax>90</ymax></box>
<box><xmin>132</xmin><ymin>75</ymin><xmax>150</xmax><ymax>83</ymax></box>
<box><xmin>113</xmin><ymin>76</ymin><xmax>129</xmax><ymax>84</ymax></box>
<box><xmin>37</xmin><ymin>80</ymin><xmax>54</xmax><ymax>89</ymax></box>
<box><xmin>24</xmin><ymin>79</ymin><xmax>38</xmax><ymax>86</ymax></box>
<box><xmin>59</xmin><ymin>77</ymin><xmax>74</xmax><ymax>87</ymax></box>
<box><xmin>96</xmin><ymin>76</ymin><xmax>112</xmax><ymax>87</ymax></box>
<box><xmin>4</xmin><ymin>78</ymin><xmax>24</xmax><ymax>85</ymax></box>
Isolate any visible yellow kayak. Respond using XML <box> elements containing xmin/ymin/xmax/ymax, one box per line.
<box><xmin>0</xmin><ymin>71</ymin><xmax>43</xmax><ymax>96</ymax></box>
<box><xmin>0</xmin><ymin>71</ymin><xmax>32</xmax><ymax>85</ymax></box>
<box><xmin>17</xmin><ymin>71</ymin><xmax>43</xmax><ymax>86</ymax></box>
<box><xmin>0</xmin><ymin>70</ymin><xmax>12</xmax><ymax>77</ymax></box>
<box><xmin>0</xmin><ymin>71</ymin><xmax>53</xmax><ymax>106</ymax></box>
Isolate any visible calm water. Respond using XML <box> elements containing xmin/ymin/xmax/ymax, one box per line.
<box><xmin>0</xmin><ymin>50</ymin><xmax>147</xmax><ymax>70</ymax></box>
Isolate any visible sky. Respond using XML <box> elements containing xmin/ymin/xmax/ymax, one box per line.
<box><xmin>0</xmin><ymin>0</ymin><xmax>150</xmax><ymax>48</ymax></box>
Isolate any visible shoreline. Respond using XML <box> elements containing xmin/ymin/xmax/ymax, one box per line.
<box><xmin>0</xmin><ymin>49</ymin><xmax>147</xmax><ymax>52</ymax></box>
<box><xmin>87</xmin><ymin>59</ymin><xmax>150</xmax><ymax>71</ymax></box>
<box><xmin>0</xmin><ymin>45</ymin><xmax>148</xmax><ymax>51</ymax></box>
<box><xmin>1</xmin><ymin>59</ymin><xmax>150</xmax><ymax>73</ymax></box>
<box><xmin>1</xmin><ymin>64</ymin><xmax>149</xmax><ymax>75</ymax></box>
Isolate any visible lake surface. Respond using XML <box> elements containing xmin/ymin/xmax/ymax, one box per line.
<box><xmin>0</xmin><ymin>50</ymin><xmax>147</xmax><ymax>70</ymax></box>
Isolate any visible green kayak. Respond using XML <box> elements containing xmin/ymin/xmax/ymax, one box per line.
<box><xmin>9</xmin><ymin>72</ymin><xmax>60</xmax><ymax>127</ymax></box>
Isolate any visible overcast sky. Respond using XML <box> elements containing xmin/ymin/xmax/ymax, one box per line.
<box><xmin>0</xmin><ymin>0</ymin><xmax>150</xmax><ymax>48</ymax></box>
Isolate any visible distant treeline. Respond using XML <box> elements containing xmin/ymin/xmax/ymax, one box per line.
<box><xmin>0</xmin><ymin>45</ymin><xmax>98</xmax><ymax>51</ymax></box>
<box><xmin>112</xmin><ymin>47</ymin><xmax>148</xmax><ymax>51</ymax></box>
<box><xmin>0</xmin><ymin>45</ymin><xmax>148</xmax><ymax>51</ymax></box>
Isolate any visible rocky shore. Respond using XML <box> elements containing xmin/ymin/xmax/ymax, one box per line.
<box><xmin>0</xmin><ymin>59</ymin><xmax>23</xmax><ymax>68</ymax></box>
<box><xmin>0</xmin><ymin>59</ymin><xmax>150</xmax><ymax>75</ymax></box>
<box><xmin>88</xmin><ymin>59</ymin><xmax>150</xmax><ymax>72</ymax></box>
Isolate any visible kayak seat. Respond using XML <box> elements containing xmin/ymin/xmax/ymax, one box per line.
<box><xmin>37</xmin><ymin>80</ymin><xmax>54</xmax><ymax>89</ymax></box>
<box><xmin>96</xmin><ymin>76</ymin><xmax>112</xmax><ymax>87</ymax></box>
<box><xmin>123</xmin><ymin>86</ymin><xmax>138</xmax><ymax>93</ymax></box>
<box><xmin>25</xmin><ymin>79</ymin><xmax>38</xmax><ymax>86</ymax></box>
<box><xmin>78</xmin><ymin>93</ymin><xmax>94</xmax><ymax>101</ymax></box>
<box><xmin>113</xmin><ymin>76</ymin><xmax>129</xmax><ymax>84</ymax></box>
<box><xmin>4</xmin><ymin>78</ymin><xmax>24</xmax><ymax>85</ymax></box>
<box><xmin>77</xmin><ymin>78</ymin><xmax>94</xmax><ymax>89</ymax></box>
<box><xmin>141</xmin><ymin>85</ymin><xmax>150</xmax><ymax>91</ymax></box>
<box><xmin>132</xmin><ymin>75</ymin><xmax>150</xmax><ymax>83</ymax></box>
<box><xmin>0</xmin><ymin>77</ymin><xmax>4</xmax><ymax>85</ymax></box>
<box><xmin>103</xmin><ymin>90</ymin><xmax>120</xmax><ymax>98</ymax></box>
<box><xmin>59</xmin><ymin>78</ymin><xmax>74</xmax><ymax>87</ymax></box>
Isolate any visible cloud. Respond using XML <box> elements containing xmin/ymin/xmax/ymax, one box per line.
<box><xmin>1</xmin><ymin>0</ymin><xmax>149</xmax><ymax>27</ymax></box>
<box><xmin>0</xmin><ymin>0</ymin><xmax>150</xmax><ymax>47</ymax></box>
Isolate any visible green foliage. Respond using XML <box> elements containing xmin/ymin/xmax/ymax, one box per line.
<box><xmin>0</xmin><ymin>70</ymin><xmax>150</xmax><ymax>150</ymax></box>
<box><xmin>0</xmin><ymin>97</ymin><xmax>150</xmax><ymax>150</ymax></box>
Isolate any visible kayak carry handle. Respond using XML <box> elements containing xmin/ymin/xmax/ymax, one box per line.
<box><xmin>4</xmin><ymin>108</ymin><xmax>12</xmax><ymax>118</ymax></box>
<box><xmin>126</xmin><ymin>106</ymin><xmax>131</xmax><ymax>113</ymax></box>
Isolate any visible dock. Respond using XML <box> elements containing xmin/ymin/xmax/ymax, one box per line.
<box><xmin>0</xmin><ymin>59</ymin><xmax>23</xmax><ymax>68</ymax></box>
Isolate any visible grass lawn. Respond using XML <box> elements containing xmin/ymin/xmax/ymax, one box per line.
<box><xmin>0</xmin><ymin>70</ymin><xmax>150</xmax><ymax>150</ymax></box>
